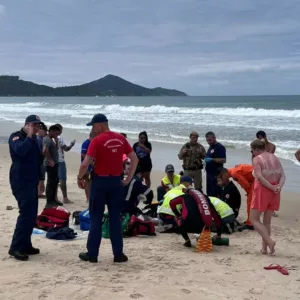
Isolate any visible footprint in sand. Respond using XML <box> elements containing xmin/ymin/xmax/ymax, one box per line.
<box><xmin>130</xmin><ymin>293</ymin><xmax>144</xmax><ymax>298</ymax></box>
<box><xmin>181</xmin><ymin>288</ymin><xmax>191</xmax><ymax>294</ymax></box>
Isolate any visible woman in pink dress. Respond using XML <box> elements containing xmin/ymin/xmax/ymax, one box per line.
<box><xmin>250</xmin><ymin>139</ymin><xmax>285</xmax><ymax>255</ymax></box>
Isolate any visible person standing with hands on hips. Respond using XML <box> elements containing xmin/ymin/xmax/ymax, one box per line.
<box><xmin>77</xmin><ymin>114</ymin><xmax>138</xmax><ymax>263</ymax></box>
<box><xmin>8</xmin><ymin>115</ymin><xmax>43</xmax><ymax>261</ymax></box>
<box><xmin>204</xmin><ymin>132</ymin><xmax>226</xmax><ymax>197</ymax></box>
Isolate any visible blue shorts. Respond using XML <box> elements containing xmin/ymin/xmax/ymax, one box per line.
<box><xmin>58</xmin><ymin>161</ymin><xmax>67</xmax><ymax>181</ymax></box>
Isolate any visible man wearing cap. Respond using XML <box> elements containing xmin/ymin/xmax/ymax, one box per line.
<box><xmin>8</xmin><ymin>115</ymin><xmax>43</xmax><ymax>261</ymax></box>
<box><xmin>77</xmin><ymin>113</ymin><xmax>138</xmax><ymax>263</ymax></box>
<box><xmin>156</xmin><ymin>164</ymin><xmax>181</xmax><ymax>202</ymax></box>
<box><xmin>178</xmin><ymin>131</ymin><xmax>206</xmax><ymax>190</ymax></box>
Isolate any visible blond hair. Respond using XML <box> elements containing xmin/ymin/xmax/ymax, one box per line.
<box><xmin>250</xmin><ymin>139</ymin><xmax>266</xmax><ymax>150</ymax></box>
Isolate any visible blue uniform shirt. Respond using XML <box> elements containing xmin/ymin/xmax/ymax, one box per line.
<box><xmin>81</xmin><ymin>138</ymin><xmax>92</xmax><ymax>172</ymax></box>
<box><xmin>123</xmin><ymin>176</ymin><xmax>152</xmax><ymax>214</ymax></box>
<box><xmin>205</xmin><ymin>142</ymin><xmax>226</xmax><ymax>176</ymax></box>
<box><xmin>9</xmin><ymin>129</ymin><xmax>43</xmax><ymax>189</ymax></box>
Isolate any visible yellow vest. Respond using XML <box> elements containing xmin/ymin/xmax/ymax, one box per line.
<box><xmin>162</xmin><ymin>174</ymin><xmax>181</xmax><ymax>190</ymax></box>
<box><xmin>158</xmin><ymin>185</ymin><xmax>185</xmax><ymax>216</ymax></box>
<box><xmin>209</xmin><ymin>197</ymin><xmax>234</xmax><ymax>219</ymax></box>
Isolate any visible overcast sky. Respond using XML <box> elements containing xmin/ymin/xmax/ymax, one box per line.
<box><xmin>1</xmin><ymin>0</ymin><xmax>300</xmax><ymax>95</ymax></box>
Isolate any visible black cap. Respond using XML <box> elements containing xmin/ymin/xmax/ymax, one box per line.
<box><xmin>25</xmin><ymin>115</ymin><xmax>41</xmax><ymax>124</ymax></box>
<box><xmin>180</xmin><ymin>176</ymin><xmax>194</xmax><ymax>184</ymax></box>
<box><xmin>86</xmin><ymin>114</ymin><xmax>108</xmax><ymax>126</ymax></box>
<box><xmin>165</xmin><ymin>164</ymin><xmax>175</xmax><ymax>173</ymax></box>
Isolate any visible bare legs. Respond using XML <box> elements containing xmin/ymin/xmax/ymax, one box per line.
<box><xmin>143</xmin><ymin>172</ymin><xmax>151</xmax><ymax>188</ymax></box>
<box><xmin>84</xmin><ymin>179</ymin><xmax>91</xmax><ymax>202</ymax></box>
<box><xmin>250</xmin><ymin>209</ymin><xmax>276</xmax><ymax>255</ymax></box>
<box><xmin>60</xmin><ymin>180</ymin><xmax>73</xmax><ymax>204</ymax></box>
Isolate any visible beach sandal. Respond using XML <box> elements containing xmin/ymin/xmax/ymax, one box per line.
<box><xmin>264</xmin><ymin>264</ymin><xmax>289</xmax><ymax>275</ymax></box>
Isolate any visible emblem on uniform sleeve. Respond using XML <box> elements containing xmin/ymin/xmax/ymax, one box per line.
<box><xmin>225</xmin><ymin>194</ymin><xmax>229</xmax><ymax>199</ymax></box>
<box><xmin>12</xmin><ymin>136</ymin><xmax>19</xmax><ymax>142</ymax></box>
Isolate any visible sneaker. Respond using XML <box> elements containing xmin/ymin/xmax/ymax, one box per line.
<box><xmin>114</xmin><ymin>254</ymin><xmax>128</xmax><ymax>263</ymax></box>
<box><xmin>79</xmin><ymin>252</ymin><xmax>98</xmax><ymax>263</ymax></box>
<box><xmin>8</xmin><ymin>249</ymin><xmax>29</xmax><ymax>261</ymax></box>
<box><xmin>25</xmin><ymin>247</ymin><xmax>40</xmax><ymax>255</ymax></box>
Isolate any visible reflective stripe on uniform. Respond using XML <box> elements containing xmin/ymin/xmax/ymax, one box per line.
<box><xmin>125</xmin><ymin>178</ymin><xmax>136</xmax><ymax>201</ymax></box>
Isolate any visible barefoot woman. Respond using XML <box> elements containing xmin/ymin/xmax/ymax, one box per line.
<box><xmin>250</xmin><ymin>139</ymin><xmax>285</xmax><ymax>255</ymax></box>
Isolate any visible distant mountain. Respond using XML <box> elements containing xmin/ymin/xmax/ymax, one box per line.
<box><xmin>0</xmin><ymin>75</ymin><xmax>187</xmax><ymax>96</ymax></box>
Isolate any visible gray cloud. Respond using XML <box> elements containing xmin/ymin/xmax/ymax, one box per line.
<box><xmin>0</xmin><ymin>4</ymin><xmax>6</xmax><ymax>18</ymax></box>
<box><xmin>0</xmin><ymin>0</ymin><xmax>300</xmax><ymax>95</ymax></box>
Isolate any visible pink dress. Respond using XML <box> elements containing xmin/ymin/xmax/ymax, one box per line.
<box><xmin>251</xmin><ymin>181</ymin><xmax>280</xmax><ymax>212</ymax></box>
<box><xmin>251</xmin><ymin>155</ymin><xmax>281</xmax><ymax>213</ymax></box>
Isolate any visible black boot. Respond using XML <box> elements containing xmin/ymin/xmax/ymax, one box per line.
<box><xmin>79</xmin><ymin>252</ymin><xmax>98</xmax><ymax>263</ymax></box>
<box><xmin>8</xmin><ymin>249</ymin><xmax>29</xmax><ymax>261</ymax></box>
<box><xmin>25</xmin><ymin>247</ymin><xmax>40</xmax><ymax>255</ymax></box>
<box><xmin>184</xmin><ymin>240</ymin><xmax>192</xmax><ymax>248</ymax></box>
<box><xmin>114</xmin><ymin>253</ymin><xmax>128</xmax><ymax>263</ymax></box>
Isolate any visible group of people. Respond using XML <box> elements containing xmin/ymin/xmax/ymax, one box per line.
<box><xmin>7</xmin><ymin>113</ymin><xmax>285</xmax><ymax>263</ymax></box>
<box><xmin>37</xmin><ymin>122</ymin><xmax>76</xmax><ymax>206</ymax></box>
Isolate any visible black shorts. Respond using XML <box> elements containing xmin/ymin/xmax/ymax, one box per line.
<box><xmin>138</xmin><ymin>162</ymin><xmax>152</xmax><ymax>173</ymax></box>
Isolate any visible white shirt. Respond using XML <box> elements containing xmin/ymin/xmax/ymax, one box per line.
<box><xmin>58</xmin><ymin>136</ymin><xmax>66</xmax><ymax>162</ymax></box>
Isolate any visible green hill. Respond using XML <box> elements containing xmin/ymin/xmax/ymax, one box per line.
<box><xmin>0</xmin><ymin>75</ymin><xmax>187</xmax><ymax>96</ymax></box>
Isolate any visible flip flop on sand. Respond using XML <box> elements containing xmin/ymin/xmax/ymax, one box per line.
<box><xmin>264</xmin><ymin>264</ymin><xmax>289</xmax><ymax>275</ymax></box>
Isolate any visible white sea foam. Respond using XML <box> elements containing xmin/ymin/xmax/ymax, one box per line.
<box><xmin>3</xmin><ymin>102</ymin><xmax>300</xmax><ymax>118</ymax></box>
<box><xmin>0</xmin><ymin>101</ymin><xmax>299</xmax><ymax>164</ymax></box>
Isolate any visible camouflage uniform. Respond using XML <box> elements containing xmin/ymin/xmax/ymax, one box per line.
<box><xmin>178</xmin><ymin>142</ymin><xmax>206</xmax><ymax>190</ymax></box>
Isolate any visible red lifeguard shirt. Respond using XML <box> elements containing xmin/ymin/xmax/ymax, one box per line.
<box><xmin>87</xmin><ymin>131</ymin><xmax>133</xmax><ymax>176</ymax></box>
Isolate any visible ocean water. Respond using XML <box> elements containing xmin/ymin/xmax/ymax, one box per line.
<box><xmin>0</xmin><ymin>96</ymin><xmax>299</xmax><ymax>164</ymax></box>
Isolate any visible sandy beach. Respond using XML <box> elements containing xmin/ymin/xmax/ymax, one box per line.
<box><xmin>1</xmin><ymin>142</ymin><xmax>300</xmax><ymax>300</ymax></box>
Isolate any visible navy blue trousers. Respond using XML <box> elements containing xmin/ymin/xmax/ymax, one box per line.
<box><xmin>10</xmin><ymin>185</ymin><xmax>38</xmax><ymax>252</ymax></box>
<box><xmin>206</xmin><ymin>173</ymin><xmax>220</xmax><ymax>197</ymax></box>
<box><xmin>87</xmin><ymin>176</ymin><xmax>124</xmax><ymax>258</ymax></box>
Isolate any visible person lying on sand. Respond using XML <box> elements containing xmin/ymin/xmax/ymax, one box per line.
<box><xmin>169</xmin><ymin>188</ymin><xmax>222</xmax><ymax>248</ymax></box>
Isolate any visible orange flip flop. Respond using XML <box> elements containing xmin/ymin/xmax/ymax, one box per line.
<box><xmin>264</xmin><ymin>264</ymin><xmax>289</xmax><ymax>275</ymax></box>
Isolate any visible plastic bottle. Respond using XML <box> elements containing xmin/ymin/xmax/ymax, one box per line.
<box><xmin>32</xmin><ymin>228</ymin><xmax>46</xmax><ymax>235</ymax></box>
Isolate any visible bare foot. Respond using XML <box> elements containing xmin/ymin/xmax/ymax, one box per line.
<box><xmin>268</xmin><ymin>240</ymin><xmax>276</xmax><ymax>255</ymax></box>
<box><xmin>260</xmin><ymin>248</ymin><xmax>268</xmax><ymax>255</ymax></box>
<box><xmin>63</xmin><ymin>198</ymin><xmax>74</xmax><ymax>204</ymax></box>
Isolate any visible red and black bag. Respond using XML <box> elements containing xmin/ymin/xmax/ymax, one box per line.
<box><xmin>126</xmin><ymin>215</ymin><xmax>156</xmax><ymax>237</ymax></box>
<box><xmin>36</xmin><ymin>207</ymin><xmax>70</xmax><ymax>231</ymax></box>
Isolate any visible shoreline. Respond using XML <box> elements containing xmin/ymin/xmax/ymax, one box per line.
<box><xmin>0</xmin><ymin>120</ymin><xmax>299</xmax><ymax>193</ymax></box>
